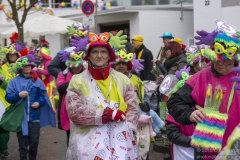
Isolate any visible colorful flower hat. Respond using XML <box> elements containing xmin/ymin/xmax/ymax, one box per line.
<box><xmin>186</xmin><ymin>45</ymin><xmax>209</xmax><ymax>66</ymax></box>
<box><xmin>60</xmin><ymin>47</ymin><xmax>85</xmax><ymax>68</ymax></box>
<box><xmin>114</xmin><ymin>49</ymin><xmax>134</xmax><ymax>70</ymax></box>
<box><xmin>40</xmin><ymin>47</ymin><xmax>52</xmax><ymax>60</ymax></box>
<box><xmin>194</xmin><ymin>20</ymin><xmax>240</xmax><ymax>61</ymax></box>
<box><xmin>84</xmin><ymin>32</ymin><xmax>116</xmax><ymax>62</ymax></box>
<box><xmin>67</xmin><ymin>22</ymin><xmax>89</xmax><ymax>38</ymax></box>
<box><xmin>15</xmin><ymin>51</ymin><xmax>38</xmax><ymax>73</ymax></box>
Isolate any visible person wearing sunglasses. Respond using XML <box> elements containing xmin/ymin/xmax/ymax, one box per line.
<box><xmin>167</xmin><ymin>28</ymin><xmax>240</xmax><ymax>160</ymax></box>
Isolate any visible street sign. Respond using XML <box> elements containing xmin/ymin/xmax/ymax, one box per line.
<box><xmin>81</xmin><ymin>0</ymin><xmax>95</xmax><ymax>16</ymax></box>
<box><xmin>83</xmin><ymin>16</ymin><xmax>94</xmax><ymax>27</ymax></box>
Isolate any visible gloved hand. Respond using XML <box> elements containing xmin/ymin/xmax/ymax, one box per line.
<box><xmin>109</xmin><ymin>30</ymin><xmax>127</xmax><ymax>50</ymax></box>
<box><xmin>70</xmin><ymin>35</ymin><xmax>89</xmax><ymax>52</ymax></box>
<box><xmin>132</xmin><ymin>53</ymin><xmax>144</xmax><ymax>73</ymax></box>
<box><xmin>67</xmin><ymin>25</ymin><xmax>76</xmax><ymax>35</ymax></box>
<box><xmin>230</xmin><ymin>67</ymin><xmax>240</xmax><ymax>95</ymax></box>
<box><xmin>14</xmin><ymin>41</ymin><xmax>25</xmax><ymax>51</ymax></box>
<box><xmin>59</xmin><ymin>51</ymin><xmax>71</xmax><ymax>62</ymax></box>
<box><xmin>194</xmin><ymin>30</ymin><xmax>218</xmax><ymax>45</ymax></box>
<box><xmin>27</xmin><ymin>51</ymin><xmax>38</xmax><ymax>63</ymax></box>
<box><xmin>8</xmin><ymin>63</ymin><xmax>17</xmax><ymax>74</ymax></box>
<box><xmin>112</xmin><ymin>110</ymin><xmax>126</xmax><ymax>122</ymax></box>
<box><xmin>102</xmin><ymin>107</ymin><xmax>113</xmax><ymax>124</ymax></box>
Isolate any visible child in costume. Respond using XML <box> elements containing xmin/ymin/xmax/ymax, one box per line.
<box><xmin>3</xmin><ymin>52</ymin><xmax>56</xmax><ymax>160</ymax></box>
<box><xmin>167</xmin><ymin>21</ymin><xmax>240</xmax><ymax>160</ymax></box>
<box><xmin>56</xmin><ymin>48</ymin><xmax>85</xmax><ymax>146</ymax></box>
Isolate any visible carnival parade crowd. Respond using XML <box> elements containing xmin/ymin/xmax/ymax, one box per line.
<box><xmin>0</xmin><ymin>21</ymin><xmax>240</xmax><ymax>160</ymax></box>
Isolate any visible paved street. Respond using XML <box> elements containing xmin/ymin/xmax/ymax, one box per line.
<box><xmin>5</xmin><ymin>126</ymin><xmax>164</xmax><ymax>160</ymax></box>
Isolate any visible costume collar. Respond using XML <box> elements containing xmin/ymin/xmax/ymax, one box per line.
<box><xmin>88</xmin><ymin>64</ymin><xmax>110</xmax><ymax>80</ymax></box>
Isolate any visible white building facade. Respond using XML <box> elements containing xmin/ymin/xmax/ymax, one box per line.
<box><xmin>0</xmin><ymin>0</ymin><xmax>239</xmax><ymax>57</ymax></box>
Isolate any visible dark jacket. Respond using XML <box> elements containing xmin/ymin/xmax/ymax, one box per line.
<box><xmin>47</xmin><ymin>47</ymin><xmax>68</xmax><ymax>78</ymax></box>
<box><xmin>135</xmin><ymin>44</ymin><xmax>155</xmax><ymax>81</ymax></box>
<box><xmin>167</xmin><ymin>53</ymin><xmax>187</xmax><ymax>75</ymax></box>
<box><xmin>166</xmin><ymin>122</ymin><xmax>192</xmax><ymax>147</ymax></box>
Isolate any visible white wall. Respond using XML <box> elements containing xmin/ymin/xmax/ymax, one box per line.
<box><xmin>138</xmin><ymin>10</ymin><xmax>194</xmax><ymax>57</ymax></box>
<box><xmin>194</xmin><ymin>1</ymin><xmax>240</xmax><ymax>37</ymax></box>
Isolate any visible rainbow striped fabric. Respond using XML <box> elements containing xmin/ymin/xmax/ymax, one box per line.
<box><xmin>191</xmin><ymin>108</ymin><xmax>228</xmax><ymax>151</ymax></box>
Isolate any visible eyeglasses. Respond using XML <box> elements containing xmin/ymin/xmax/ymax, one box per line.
<box><xmin>214</xmin><ymin>42</ymin><xmax>238</xmax><ymax>57</ymax></box>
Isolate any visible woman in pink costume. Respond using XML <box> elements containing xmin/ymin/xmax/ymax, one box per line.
<box><xmin>167</xmin><ymin>24</ymin><xmax>240</xmax><ymax>160</ymax></box>
<box><xmin>56</xmin><ymin>47</ymin><xmax>84</xmax><ymax>146</ymax></box>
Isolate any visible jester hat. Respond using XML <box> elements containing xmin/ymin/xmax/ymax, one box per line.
<box><xmin>186</xmin><ymin>45</ymin><xmax>209</xmax><ymax>66</ymax></box>
<box><xmin>114</xmin><ymin>49</ymin><xmax>134</xmax><ymax>70</ymax></box>
<box><xmin>59</xmin><ymin>48</ymin><xmax>85</xmax><ymax>68</ymax></box>
<box><xmin>3</xmin><ymin>41</ymin><xmax>25</xmax><ymax>57</ymax></box>
<box><xmin>15</xmin><ymin>51</ymin><xmax>38</xmax><ymax>73</ymax></box>
<box><xmin>40</xmin><ymin>47</ymin><xmax>52</xmax><ymax>60</ymax></box>
<box><xmin>85</xmin><ymin>32</ymin><xmax>116</xmax><ymax>62</ymax></box>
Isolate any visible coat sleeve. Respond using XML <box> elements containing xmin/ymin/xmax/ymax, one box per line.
<box><xmin>66</xmin><ymin>77</ymin><xmax>103</xmax><ymax>126</ymax></box>
<box><xmin>124</xmin><ymin>83</ymin><xmax>140</xmax><ymax>133</ymax></box>
<box><xmin>167</xmin><ymin>84</ymin><xmax>195</xmax><ymax>125</ymax></box>
<box><xmin>56</xmin><ymin>72</ymin><xmax>69</xmax><ymax>95</ymax></box>
<box><xmin>166</xmin><ymin>122</ymin><xmax>191</xmax><ymax>147</ymax></box>
<box><xmin>5</xmin><ymin>80</ymin><xmax>21</xmax><ymax>104</ymax></box>
<box><xmin>38</xmin><ymin>60</ymin><xmax>51</xmax><ymax>76</ymax></box>
<box><xmin>47</xmin><ymin>54</ymin><xmax>64</xmax><ymax>78</ymax></box>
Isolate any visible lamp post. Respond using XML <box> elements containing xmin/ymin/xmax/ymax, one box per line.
<box><xmin>95</xmin><ymin>0</ymin><xmax>98</xmax><ymax>32</ymax></box>
<box><xmin>173</xmin><ymin>0</ymin><xmax>186</xmax><ymax>21</ymax></box>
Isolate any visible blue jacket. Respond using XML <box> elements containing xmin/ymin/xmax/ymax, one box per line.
<box><xmin>5</xmin><ymin>74</ymin><xmax>46</xmax><ymax>122</ymax></box>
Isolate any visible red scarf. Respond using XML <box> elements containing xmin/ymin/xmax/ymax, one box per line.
<box><xmin>88</xmin><ymin>64</ymin><xmax>110</xmax><ymax>80</ymax></box>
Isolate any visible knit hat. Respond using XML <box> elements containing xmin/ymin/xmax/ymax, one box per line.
<box><xmin>15</xmin><ymin>51</ymin><xmax>38</xmax><ymax>73</ymax></box>
<box><xmin>84</xmin><ymin>32</ymin><xmax>115</xmax><ymax>62</ymax></box>
<box><xmin>40</xmin><ymin>47</ymin><xmax>52</xmax><ymax>60</ymax></box>
<box><xmin>59</xmin><ymin>47</ymin><xmax>85</xmax><ymax>68</ymax></box>
<box><xmin>132</xmin><ymin>35</ymin><xmax>144</xmax><ymax>46</ymax></box>
<box><xmin>113</xmin><ymin>49</ymin><xmax>134</xmax><ymax>70</ymax></box>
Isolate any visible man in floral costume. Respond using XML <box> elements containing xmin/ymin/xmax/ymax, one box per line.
<box><xmin>66</xmin><ymin>31</ymin><xmax>140</xmax><ymax>160</ymax></box>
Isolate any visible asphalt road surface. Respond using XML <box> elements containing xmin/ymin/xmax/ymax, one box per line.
<box><xmin>5</xmin><ymin>126</ymin><xmax>164</xmax><ymax>160</ymax></box>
